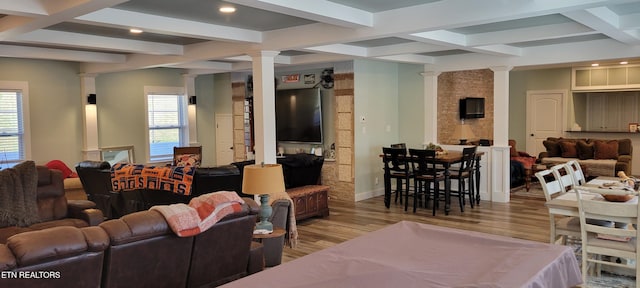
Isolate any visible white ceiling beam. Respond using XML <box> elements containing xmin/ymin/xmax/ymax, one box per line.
<box><xmin>0</xmin><ymin>0</ymin><xmax>128</xmax><ymax>40</ymax></box>
<box><xmin>15</xmin><ymin>30</ymin><xmax>183</xmax><ymax>55</ymax></box>
<box><xmin>304</xmin><ymin>44</ymin><xmax>368</xmax><ymax>57</ymax></box>
<box><xmin>0</xmin><ymin>0</ymin><xmax>49</xmax><ymax>16</ymax></box>
<box><xmin>0</xmin><ymin>43</ymin><xmax>125</xmax><ymax>63</ymax></box>
<box><xmin>473</xmin><ymin>45</ymin><xmax>522</xmax><ymax>57</ymax></box>
<box><xmin>563</xmin><ymin>7</ymin><xmax>640</xmax><ymax>44</ymax></box>
<box><xmin>409</xmin><ymin>30</ymin><xmax>467</xmax><ymax>46</ymax></box>
<box><xmin>226</xmin><ymin>0</ymin><xmax>373</xmax><ymax>28</ymax></box>
<box><xmin>375</xmin><ymin>54</ymin><xmax>435</xmax><ymax>64</ymax></box>
<box><xmin>223</xmin><ymin>55</ymin><xmax>292</xmax><ymax>65</ymax></box>
<box><xmin>466</xmin><ymin>22</ymin><xmax>596</xmax><ymax>46</ymax></box>
<box><xmin>367</xmin><ymin>42</ymin><xmax>449</xmax><ymax>57</ymax></box>
<box><xmin>75</xmin><ymin>8</ymin><xmax>262</xmax><ymax>43</ymax></box>
<box><xmin>165</xmin><ymin>61</ymin><xmax>234</xmax><ymax>70</ymax></box>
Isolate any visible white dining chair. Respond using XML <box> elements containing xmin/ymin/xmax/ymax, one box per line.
<box><xmin>565</xmin><ymin>160</ymin><xmax>586</xmax><ymax>187</ymax></box>
<box><xmin>576</xmin><ymin>188</ymin><xmax>640</xmax><ymax>284</ymax></box>
<box><xmin>535</xmin><ymin>168</ymin><xmax>582</xmax><ymax>245</ymax></box>
<box><xmin>550</xmin><ymin>164</ymin><xmax>576</xmax><ymax>192</ymax></box>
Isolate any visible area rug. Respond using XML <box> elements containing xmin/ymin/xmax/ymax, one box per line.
<box><xmin>510</xmin><ymin>183</ymin><xmax>546</xmax><ymax>200</ymax></box>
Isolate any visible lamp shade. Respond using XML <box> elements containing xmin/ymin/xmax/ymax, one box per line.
<box><xmin>242</xmin><ymin>164</ymin><xmax>286</xmax><ymax>196</ymax></box>
<box><xmin>452</xmin><ymin>124</ymin><xmax>476</xmax><ymax>143</ymax></box>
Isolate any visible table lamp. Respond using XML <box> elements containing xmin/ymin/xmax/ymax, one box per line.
<box><xmin>242</xmin><ymin>163</ymin><xmax>286</xmax><ymax>233</ymax></box>
<box><xmin>452</xmin><ymin>123</ymin><xmax>476</xmax><ymax>145</ymax></box>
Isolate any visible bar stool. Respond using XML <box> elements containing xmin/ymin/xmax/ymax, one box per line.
<box><xmin>382</xmin><ymin>147</ymin><xmax>412</xmax><ymax>206</ymax></box>
<box><xmin>449</xmin><ymin>146</ymin><xmax>477</xmax><ymax>212</ymax></box>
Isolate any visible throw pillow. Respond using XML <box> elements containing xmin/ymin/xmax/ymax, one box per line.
<box><xmin>559</xmin><ymin>141</ymin><xmax>578</xmax><ymax>158</ymax></box>
<box><xmin>576</xmin><ymin>140</ymin><xmax>594</xmax><ymax>160</ymax></box>
<box><xmin>594</xmin><ymin>140</ymin><xmax>619</xmax><ymax>160</ymax></box>
<box><xmin>175</xmin><ymin>154</ymin><xmax>201</xmax><ymax>167</ymax></box>
<box><xmin>543</xmin><ymin>140</ymin><xmax>561</xmax><ymax>157</ymax></box>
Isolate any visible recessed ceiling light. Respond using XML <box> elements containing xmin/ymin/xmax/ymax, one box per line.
<box><xmin>219</xmin><ymin>6</ymin><xmax>236</xmax><ymax>13</ymax></box>
<box><xmin>591</xmin><ymin>63</ymin><xmax>599</xmax><ymax>67</ymax></box>
<box><xmin>620</xmin><ymin>61</ymin><xmax>629</xmax><ymax>65</ymax></box>
<box><xmin>130</xmin><ymin>28</ymin><xmax>143</xmax><ymax>34</ymax></box>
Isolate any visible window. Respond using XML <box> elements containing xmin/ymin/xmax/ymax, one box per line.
<box><xmin>0</xmin><ymin>81</ymin><xmax>30</xmax><ymax>169</ymax></box>
<box><xmin>145</xmin><ymin>86</ymin><xmax>187</xmax><ymax>163</ymax></box>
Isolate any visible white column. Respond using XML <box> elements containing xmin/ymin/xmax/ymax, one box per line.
<box><xmin>249</xmin><ymin>51</ymin><xmax>280</xmax><ymax>165</ymax></box>
<box><xmin>421</xmin><ymin>70</ymin><xmax>440</xmax><ymax>145</ymax></box>
<box><xmin>79</xmin><ymin>74</ymin><xmax>100</xmax><ymax>160</ymax></box>
<box><xmin>183</xmin><ymin>74</ymin><xmax>199</xmax><ymax>146</ymax></box>
<box><xmin>490</xmin><ymin>66</ymin><xmax>513</xmax><ymax>202</ymax></box>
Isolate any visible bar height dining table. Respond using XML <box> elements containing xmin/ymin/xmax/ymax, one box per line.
<box><xmin>382</xmin><ymin>150</ymin><xmax>483</xmax><ymax>215</ymax></box>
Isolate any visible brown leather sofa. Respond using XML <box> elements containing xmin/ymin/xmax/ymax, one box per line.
<box><xmin>0</xmin><ymin>165</ymin><xmax>104</xmax><ymax>244</ymax></box>
<box><xmin>0</xmin><ymin>199</ymin><xmax>264</xmax><ymax>287</ymax></box>
<box><xmin>0</xmin><ymin>226</ymin><xmax>110</xmax><ymax>288</ymax></box>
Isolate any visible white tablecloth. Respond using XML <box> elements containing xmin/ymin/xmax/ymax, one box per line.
<box><xmin>221</xmin><ymin>221</ymin><xmax>582</xmax><ymax>288</ymax></box>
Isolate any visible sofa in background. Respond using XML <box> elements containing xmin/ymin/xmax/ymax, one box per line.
<box><xmin>537</xmin><ymin>137</ymin><xmax>632</xmax><ymax>177</ymax></box>
<box><xmin>0</xmin><ymin>198</ymin><xmax>263</xmax><ymax>288</ymax></box>
<box><xmin>0</xmin><ymin>163</ymin><xmax>103</xmax><ymax>244</ymax></box>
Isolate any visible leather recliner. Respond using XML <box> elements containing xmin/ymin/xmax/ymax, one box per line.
<box><xmin>0</xmin><ymin>165</ymin><xmax>104</xmax><ymax>244</ymax></box>
<box><xmin>0</xmin><ymin>226</ymin><xmax>110</xmax><ymax>288</ymax></box>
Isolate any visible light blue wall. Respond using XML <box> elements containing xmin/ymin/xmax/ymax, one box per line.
<box><xmin>398</xmin><ymin>63</ymin><xmax>425</xmax><ymax>148</ymax></box>
<box><xmin>509</xmin><ymin>68</ymin><xmax>572</xmax><ymax>146</ymax></box>
<box><xmin>0</xmin><ymin>58</ymin><xmax>82</xmax><ymax>167</ymax></box>
<box><xmin>354</xmin><ymin>59</ymin><xmax>400</xmax><ymax>197</ymax></box>
<box><xmin>95</xmin><ymin>68</ymin><xmax>185</xmax><ymax>164</ymax></box>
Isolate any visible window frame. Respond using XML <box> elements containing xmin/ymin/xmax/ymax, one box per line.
<box><xmin>0</xmin><ymin>81</ymin><xmax>31</xmax><ymax>169</ymax></box>
<box><xmin>144</xmin><ymin>86</ymin><xmax>188</xmax><ymax>164</ymax></box>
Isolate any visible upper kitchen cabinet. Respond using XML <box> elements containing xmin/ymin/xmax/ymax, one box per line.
<box><xmin>573</xmin><ymin>65</ymin><xmax>640</xmax><ymax>91</ymax></box>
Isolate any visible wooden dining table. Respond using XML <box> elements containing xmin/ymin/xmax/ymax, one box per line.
<box><xmin>544</xmin><ymin>176</ymin><xmax>639</xmax><ymax>218</ymax></box>
<box><xmin>382</xmin><ymin>150</ymin><xmax>484</xmax><ymax>215</ymax></box>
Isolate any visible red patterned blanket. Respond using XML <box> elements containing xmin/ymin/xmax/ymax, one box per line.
<box><xmin>110</xmin><ymin>163</ymin><xmax>196</xmax><ymax>196</ymax></box>
<box><xmin>150</xmin><ymin>191</ymin><xmax>244</xmax><ymax>237</ymax></box>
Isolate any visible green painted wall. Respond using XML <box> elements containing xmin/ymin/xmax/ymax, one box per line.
<box><xmin>195</xmin><ymin>74</ymin><xmax>216</xmax><ymax>165</ymax></box>
<box><xmin>398</xmin><ymin>63</ymin><xmax>425</xmax><ymax>148</ymax></box>
<box><xmin>354</xmin><ymin>59</ymin><xmax>400</xmax><ymax>197</ymax></box>
<box><xmin>95</xmin><ymin>68</ymin><xmax>186</xmax><ymax>164</ymax></box>
<box><xmin>509</xmin><ymin>68</ymin><xmax>572</xmax><ymax>147</ymax></box>
<box><xmin>0</xmin><ymin>58</ymin><xmax>82</xmax><ymax>167</ymax></box>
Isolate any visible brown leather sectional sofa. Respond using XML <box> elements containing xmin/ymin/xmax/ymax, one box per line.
<box><xmin>0</xmin><ymin>199</ymin><xmax>263</xmax><ymax>288</ymax></box>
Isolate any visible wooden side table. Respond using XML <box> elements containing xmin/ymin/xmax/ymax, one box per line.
<box><xmin>253</xmin><ymin>228</ymin><xmax>286</xmax><ymax>267</ymax></box>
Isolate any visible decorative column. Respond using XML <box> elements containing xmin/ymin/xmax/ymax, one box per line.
<box><xmin>421</xmin><ymin>70</ymin><xmax>440</xmax><ymax>145</ymax></box>
<box><xmin>183</xmin><ymin>74</ymin><xmax>199</xmax><ymax>146</ymax></box>
<box><xmin>79</xmin><ymin>73</ymin><xmax>100</xmax><ymax>160</ymax></box>
<box><xmin>249</xmin><ymin>51</ymin><xmax>279</xmax><ymax>165</ymax></box>
<box><xmin>490</xmin><ymin>66</ymin><xmax>513</xmax><ymax>203</ymax></box>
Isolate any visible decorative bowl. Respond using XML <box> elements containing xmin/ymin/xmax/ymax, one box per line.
<box><xmin>603</xmin><ymin>194</ymin><xmax>634</xmax><ymax>202</ymax></box>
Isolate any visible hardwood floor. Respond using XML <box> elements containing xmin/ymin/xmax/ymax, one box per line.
<box><xmin>282</xmin><ymin>193</ymin><xmax>551</xmax><ymax>263</ymax></box>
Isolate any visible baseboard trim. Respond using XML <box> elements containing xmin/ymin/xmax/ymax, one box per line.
<box><xmin>355</xmin><ymin>187</ymin><xmax>385</xmax><ymax>202</ymax></box>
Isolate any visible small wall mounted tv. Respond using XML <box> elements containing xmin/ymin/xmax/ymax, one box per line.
<box><xmin>459</xmin><ymin>97</ymin><xmax>485</xmax><ymax>119</ymax></box>
<box><xmin>275</xmin><ymin>88</ymin><xmax>323</xmax><ymax>144</ymax></box>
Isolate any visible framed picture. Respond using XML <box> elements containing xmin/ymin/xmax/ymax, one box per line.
<box><xmin>101</xmin><ymin>145</ymin><xmax>135</xmax><ymax>166</ymax></box>
<box><xmin>304</xmin><ymin>74</ymin><xmax>315</xmax><ymax>84</ymax></box>
<box><xmin>629</xmin><ymin>123</ymin><xmax>638</xmax><ymax>132</ymax></box>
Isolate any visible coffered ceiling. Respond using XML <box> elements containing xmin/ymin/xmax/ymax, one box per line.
<box><xmin>1</xmin><ymin>0</ymin><xmax>639</xmax><ymax>74</ymax></box>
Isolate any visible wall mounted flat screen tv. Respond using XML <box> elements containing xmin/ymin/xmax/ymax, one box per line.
<box><xmin>275</xmin><ymin>88</ymin><xmax>323</xmax><ymax>143</ymax></box>
<box><xmin>459</xmin><ymin>97</ymin><xmax>485</xmax><ymax>119</ymax></box>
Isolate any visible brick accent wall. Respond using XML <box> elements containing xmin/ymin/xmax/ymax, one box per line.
<box><xmin>438</xmin><ymin>69</ymin><xmax>494</xmax><ymax>144</ymax></box>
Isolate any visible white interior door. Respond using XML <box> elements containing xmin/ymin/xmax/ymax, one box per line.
<box><xmin>526</xmin><ymin>90</ymin><xmax>566</xmax><ymax>157</ymax></box>
<box><xmin>215</xmin><ymin>114</ymin><xmax>234</xmax><ymax>165</ymax></box>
